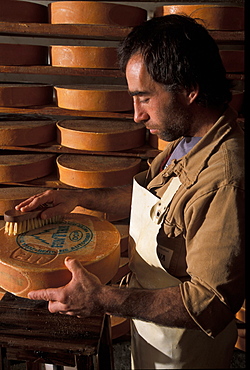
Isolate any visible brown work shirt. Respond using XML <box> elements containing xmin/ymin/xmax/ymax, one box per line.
<box><xmin>144</xmin><ymin>106</ymin><xmax>245</xmax><ymax>337</ymax></box>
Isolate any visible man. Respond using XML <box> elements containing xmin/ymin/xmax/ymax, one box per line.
<box><xmin>17</xmin><ymin>15</ymin><xmax>244</xmax><ymax>369</ymax></box>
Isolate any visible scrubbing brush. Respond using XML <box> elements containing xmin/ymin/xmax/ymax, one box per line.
<box><xmin>4</xmin><ymin>205</ymin><xmax>63</xmax><ymax>236</ymax></box>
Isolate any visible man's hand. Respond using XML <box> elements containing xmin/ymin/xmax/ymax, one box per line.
<box><xmin>28</xmin><ymin>257</ymin><xmax>105</xmax><ymax>317</ymax></box>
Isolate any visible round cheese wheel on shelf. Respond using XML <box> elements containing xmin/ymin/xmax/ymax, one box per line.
<box><xmin>49</xmin><ymin>1</ymin><xmax>146</xmax><ymax>27</ymax></box>
<box><xmin>0</xmin><ymin>187</ymin><xmax>49</xmax><ymax>216</ymax></box>
<box><xmin>0</xmin><ymin>154</ymin><xmax>56</xmax><ymax>183</ymax></box>
<box><xmin>0</xmin><ymin>44</ymin><xmax>48</xmax><ymax>66</ymax></box>
<box><xmin>0</xmin><ymin>0</ymin><xmax>48</xmax><ymax>23</ymax></box>
<box><xmin>57</xmin><ymin>154</ymin><xmax>141</xmax><ymax>188</ymax></box>
<box><xmin>56</xmin><ymin>119</ymin><xmax>145</xmax><ymax>151</ymax></box>
<box><xmin>0</xmin><ymin>213</ymin><xmax>120</xmax><ymax>298</ymax></box>
<box><xmin>219</xmin><ymin>50</ymin><xmax>244</xmax><ymax>73</ymax></box>
<box><xmin>149</xmin><ymin>134</ymin><xmax>169</xmax><ymax>151</ymax></box>
<box><xmin>51</xmin><ymin>45</ymin><xmax>118</xmax><ymax>69</ymax></box>
<box><xmin>0</xmin><ymin>84</ymin><xmax>53</xmax><ymax>107</ymax></box>
<box><xmin>154</xmin><ymin>5</ymin><xmax>244</xmax><ymax>30</ymax></box>
<box><xmin>0</xmin><ymin>120</ymin><xmax>56</xmax><ymax>146</ymax></box>
<box><xmin>55</xmin><ymin>85</ymin><xmax>132</xmax><ymax>112</ymax></box>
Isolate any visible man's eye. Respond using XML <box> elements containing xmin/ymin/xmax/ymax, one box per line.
<box><xmin>139</xmin><ymin>98</ymin><xmax>149</xmax><ymax>103</ymax></box>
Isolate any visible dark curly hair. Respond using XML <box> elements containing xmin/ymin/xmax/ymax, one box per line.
<box><xmin>118</xmin><ymin>14</ymin><xmax>232</xmax><ymax>108</ymax></box>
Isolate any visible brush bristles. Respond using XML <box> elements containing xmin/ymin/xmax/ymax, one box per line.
<box><xmin>5</xmin><ymin>215</ymin><xmax>63</xmax><ymax>236</ymax></box>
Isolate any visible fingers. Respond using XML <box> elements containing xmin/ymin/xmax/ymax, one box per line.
<box><xmin>15</xmin><ymin>190</ymin><xmax>54</xmax><ymax>212</ymax></box>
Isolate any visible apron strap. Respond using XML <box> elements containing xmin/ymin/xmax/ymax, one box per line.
<box><xmin>150</xmin><ymin>176</ymin><xmax>182</xmax><ymax>225</ymax></box>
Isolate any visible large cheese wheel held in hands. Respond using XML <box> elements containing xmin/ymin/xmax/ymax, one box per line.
<box><xmin>0</xmin><ymin>154</ymin><xmax>55</xmax><ymax>183</ymax></box>
<box><xmin>0</xmin><ymin>213</ymin><xmax>120</xmax><ymax>298</ymax></box>
<box><xmin>0</xmin><ymin>120</ymin><xmax>56</xmax><ymax>146</ymax></box>
<box><xmin>0</xmin><ymin>84</ymin><xmax>53</xmax><ymax>107</ymax></box>
<box><xmin>55</xmin><ymin>85</ymin><xmax>132</xmax><ymax>112</ymax></box>
<box><xmin>51</xmin><ymin>46</ymin><xmax>118</xmax><ymax>69</ymax></box>
<box><xmin>49</xmin><ymin>1</ymin><xmax>147</xmax><ymax>27</ymax></box>
<box><xmin>56</xmin><ymin>119</ymin><xmax>146</xmax><ymax>151</ymax></box>
<box><xmin>154</xmin><ymin>5</ymin><xmax>244</xmax><ymax>30</ymax></box>
<box><xmin>0</xmin><ymin>0</ymin><xmax>48</xmax><ymax>23</ymax></box>
<box><xmin>0</xmin><ymin>44</ymin><xmax>48</xmax><ymax>66</ymax></box>
<box><xmin>57</xmin><ymin>154</ymin><xmax>141</xmax><ymax>188</ymax></box>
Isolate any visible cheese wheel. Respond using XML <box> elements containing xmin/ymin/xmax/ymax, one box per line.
<box><xmin>0</xmin><ymin>120</ymin><xmax>56</xmax><ymax>146</ymax></box>
<box><xmin>111</xmin><ymin>316</ymin><xmax>130</xmax><ymax>339</ymax></box>
<box><xmin>51</xmin><ymin>46</ymin><xmax>118</xmax><ymax>69</ymax></box>
<box><xmin>219</xmin><ymin>50</ymin><xmax>244</xmax><ymax>73</ymax></box>
<box><xmin>0</xmin><ymin>213</ymin><xmax>120</xmax><ymax>298</ymax></box>
<box><xmin>0</xmin><ymin>0</ymin><xmax>48</xmax><ymax>23</ymax></box>
<box><xmin>0</xmin><ymin>187</ymin><xmax>48</xmax><ymax>215</ymax></box>
<box><xmin>56</xmin><ymin>119</ymin><xmax>145</xmax><ymax>151</ymax></box>
<box><xmin>112</xmin><ymin>220</ymin><xmax>129</xmax><ymax>254</ymax></box>
<box><xmin>57</xmin><ymin>154</ymin><xmax>141</xmax><ymax>188</ymax></box>
<box><xmin>154</xmin><ymin>5</ymin><xmax>244</xmax><ymax>30</ymax></box>
<box><xmin>49</xmin><ymin>1</ymin><xmax>146</xmax><ymax>27</ymax></box>
<box><xmin>55</xmin><ymin>85</ymin><xmax>132</xmax><ymax>112</ymax></box>
<box><xmin>0</xmin><ymin>154</ymin><xmax>55</xmax><ymax>183</ymax></box>
<box><xmin>0</xmin><ymin>84</ymin><xmax>53</xmax><ymax>107</ymax></box>
<box><xmin>0</xmin><ymin>44</ymin><xmax>48</xmax><ymax>66</ymax></box>
<box><xmin>149</xmin><ymin>134</ymin><xmax>169</xmax><ymax>151</ymax></box>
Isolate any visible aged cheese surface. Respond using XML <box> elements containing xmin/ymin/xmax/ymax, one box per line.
<box><xmin>154</xmin><ymin>5</ymin><xmax>244</xmax><ymax>30</ymax></box>
<box><xmin>0</xmin><ymin>0</ymin><xmax>48</xmax><ymax>23</ymax></box>
<box><xmin>57</xmin><ymin>154</ymin><xmax>141</xmax><ymax>188</ymax></box>
<box><xmin>0</xmin><ymin>120</ymin><xmax>56</xmax><ymax>146</ymax></box>
<box><xmin>51</xmin><ymin>46</ymin><xmax>118</xmax><ymax>69</ymax></box>
<box><xmin>56</xmin><ymin>119</ymin><xmax>145</xmax><ymax>151</ymax></box>
<box><xmin>55</xmin><ymin>85</ymin><xmax>133</xmax><ymax>112</ymax></box>
<box><xmin>49</xmin><ymin>1</ymin><xmax>146</xmax><ymax>27</ymax></box>
<box><xmin>0</xmin><ymin>44</ymin><xmax>48</xmax><ymax>66</ymax></box>
<box><xmin>0</xmin><ymin>84</ymin><xmax>53</xmax><ymax>107</ymax></box>
<box><xmin>0</xmin><ymin>154</ymin><xmax>55</xmax><ymax>183</ymax></box>
<box><xmin>0</xmin><ymin>213</ymin><xmax>120</xmax><ymax>298</ymax></box>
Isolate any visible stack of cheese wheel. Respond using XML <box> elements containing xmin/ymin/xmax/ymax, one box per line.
<box><xmin>0</xmin><ymin>154</ymin><xmax>55</xmax><ymax>183</ymax></box>
<box><xmin>57</xmin><ymin>154</ymin><xmax>141</xmax><ymax>188</ymax></box>
<box><xmin>0</xmin><ymin>0</ymin><xmax>48</xmax><ymax>23</ymax></box>
<box><xmin>0</xmin><ymin>213</ymin><xmax>120</xmax><ymax>298</ymax></box>
<box><xmin>219</xmin><ymin>50</ymin><xmax>244</xmax><ymax>73</ymax></box>
<box><xmin>56</xmin><ymin>119</ymin><xmax>145</xmax><ymax>151</ymax></box>
<box><xmin>0</xmin><ymin>44</ymin><xmax>48</xmax><ymax>66</ymax></box>
<box><xmin>0</xmin><ymin>187</ymin><xmax>49</xmax><ymax>216</ymax></box>
<box><xmin>55</xmin><ymin>85</ymin><xmax>132</xmax><ymax>112</ymax></box>
<box><xmin>0</xmin><ymin>120</ymin><xmax>56</xmax><ymax>146</ymax></box>
<box><xmin>51</xmin><ymin>46</ymin><xmax>118</xmax><ymax>69</ymax></box>
<box><xmin>49</xmin><ymin>1</ymin><xmax>147</xmax><ymax>27</ymax></box>
<box><xmin>0</xmin><ymin>84</ymin><xmax>53</xmax><ymax>107</ymax></box>
<box><xmin>149</xmin><ymin>135</ymin><xmax>169</xmax><ymax>151</ymax></box>
<box><xmin>154</xmin><ymin>5</ymin><xmax>244</xmax><ymax>30</ymax></box>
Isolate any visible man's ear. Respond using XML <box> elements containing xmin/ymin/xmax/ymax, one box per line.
<box><xmin>187</xmin><ymin>86</ymin><xmax>199</xmax><ymax>105</ymax></box>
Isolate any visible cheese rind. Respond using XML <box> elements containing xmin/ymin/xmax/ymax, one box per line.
<box><xmin>0</xmin><ymin>0</ymin><xmax>48</xmax><ymax>23</ymax></box>
<box><xmin>55</xmin><ymin>85</ymin><xmax>133</xmax><ymax>112</ymax></box>
<box><xmin>0</xmin><ymin>84</ymin><xmax>53</xmax><ymax>107</ymax></box>
<box><xmin>0</xmin><ymin>44</ymin><xmax>48</xmax><ymax>66</ymax></box>
<box><xmin>57</xmin><ymin>154</ymin><xmax>141</xmax><ymax>188</ymax></box>
<box><xmin>49</xmin><ymin>1</ymin><xmax>146</xmax><ymax>27</ymax></box>
<box><xmin>0</xmin><ymin>213</ymin><xmax>120</xmax><ymax>298</ymax></box>
<box><xmin>56</xmin><ymin>119</ymin><xmax>145</xmax><ymax>151</ymax></box>
<box><xmin>0</xmin><ymin>120</ymin><xmax>56</xmax><ymax>146</ymax></box>
<box><xmin>154</xmin><ymin>5</ymin><xmax>244</xmax><ymax>30</ymax></box>
<box><xmin>51</xmin><ymin>46</ymin><xmax>118</xmax><ymax>69</ymax></box>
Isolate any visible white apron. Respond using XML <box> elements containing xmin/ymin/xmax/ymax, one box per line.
<box><xmin>128</xmin><ymin>171</ymin><xmax>237</xmax><ymax>369</ymax></box>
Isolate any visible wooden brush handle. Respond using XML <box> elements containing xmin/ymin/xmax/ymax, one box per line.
<box><xmin>4</xmin><ymin>206</ymin><xmax>47</xmax><ymax>222</ymax></box>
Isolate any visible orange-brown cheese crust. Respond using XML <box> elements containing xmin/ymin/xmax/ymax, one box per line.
<box><xmin>0</xmin><ymin>154</ymin><xmax>56</xmax><ymax>183</ymax></box>
<box><xmin>51</xmin><ymin>46</ymin><xmax>118</xmax><ymax>69</ymax></box>
<box><xmin>0</xmin><ymin>44</ymin><xmax>48</xmax><ymax>66</ymax></box>
<box><xmin>0</xmin><ymin>187</ymin><xmax>49</xmax><ymax>215</ymax></box>
<box><xmin>57</xmin><ymin>154</ymin><xmax>141</xmax><ymax>188</ymax></box>
<box><xmin>0</xmin><ymin>0</ymin><xmax>48</xmax><ymax>23</ymax></box>
<box><xmin>0</xmin><ymin>213</ymin><xmax>120</xmax><ymax>298</ymax></box>
<box><xmin>49</xmin><ymin>1</ymin><xmax>146</xmax><ymax>26</ymax></box>
<box><xmin>154</xmin><ymin>5</ymin><xmax>244</xmax><ymax>30</ymax></box>
<box><xmin>55</xmin><ymin>85</ymin><xmax>133</xmax><ymax>112</ymax></box>
<box><xmin>219</xmin><ymin>50</ymin><xmax>244</xmax><ymax>73</ymax></box>
<box><xmin>0</xmin><ymin>84</ymin><xmax>53</xmax><ymax>107</ymax></box>
<box><xmin>56</xmin><ymin>119</ymin><xmax>145</xmax><ymax>151</ymax></box>
<box><xmin>0</xmin><ymin>120</ymin><xmax>56</xmax><ymax>146</ymax></box>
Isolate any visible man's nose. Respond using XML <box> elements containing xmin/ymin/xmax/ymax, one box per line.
<box><xmin>133</xmin><ymin>101</ymin><xmax>149</xmax><ymax>124</ymax></box>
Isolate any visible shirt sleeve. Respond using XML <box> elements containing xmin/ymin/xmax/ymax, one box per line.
<box><xmin>179</xmin><ymin>185</ymin><xmax>245</xmax><ymax>338</ymax></box>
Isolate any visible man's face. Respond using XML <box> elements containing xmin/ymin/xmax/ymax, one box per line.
<box><xmin>126</xmin><ymin>53</ymin><xmax>195</xmax><ymax>141</ymax></box>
